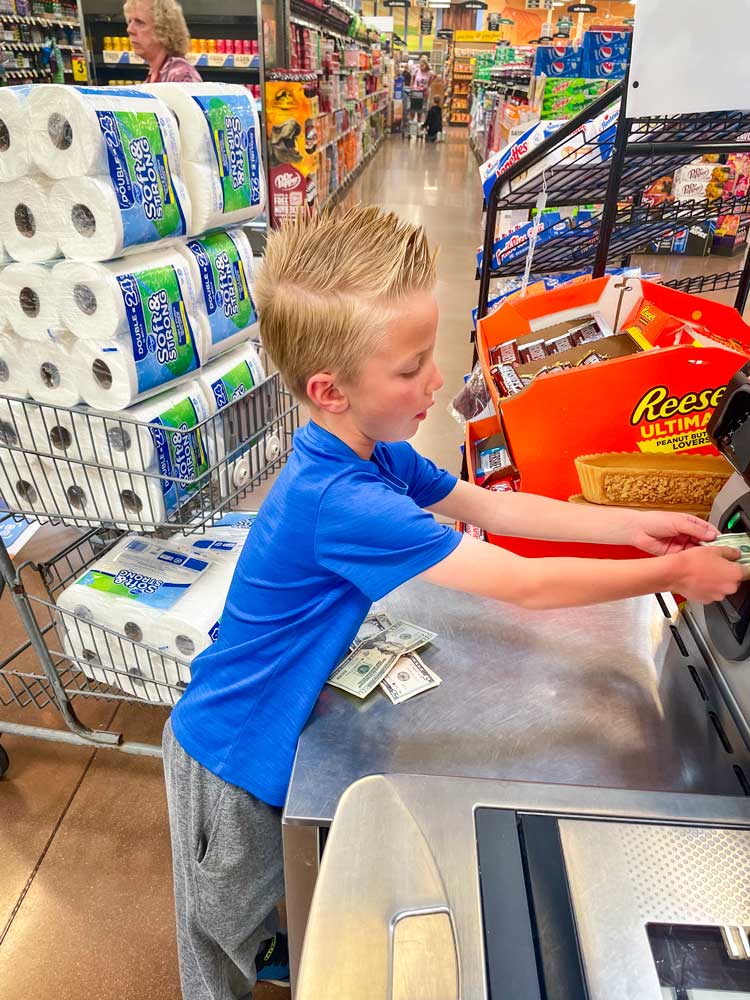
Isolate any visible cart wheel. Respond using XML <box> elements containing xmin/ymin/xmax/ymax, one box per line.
<box><xmin>0</xmin><ymin>742</ymin><xmax>9</xmax><ymax>779</ymax></box>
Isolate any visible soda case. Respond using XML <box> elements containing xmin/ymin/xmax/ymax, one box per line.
<box><xmin>585</xmin><ymin>30</ymin><xmax>632</xmax><ymax>47</ymax></box>
<box><xmin>474</xmin><ymin>276</ymin><xmax>750</xmax><ymax>559</ymax></box>
<box><xmin>534</xmin><ymin>44</ymin><xmax>581</xmax><ymax>77</ymax></box>
<box><xmin>580</xmin><ymin>58</ymin><xmax>629</xmax><ymax>79</ymax></box>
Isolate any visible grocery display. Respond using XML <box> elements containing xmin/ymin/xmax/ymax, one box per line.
<box><xmin>0</xmin><ymin>3</ymin><xmax>87</xmax><ymax>84</ymax></box>
<box><xmin>264</xmin><ymin>0</ymin><xmax>393</xmax><ymax>224</ymax></box>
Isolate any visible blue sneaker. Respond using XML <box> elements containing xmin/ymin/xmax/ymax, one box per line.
<box><xmin>256</xmin><ymin>932</ymin><xmax>290</xmax><ymax>987</ymax></box>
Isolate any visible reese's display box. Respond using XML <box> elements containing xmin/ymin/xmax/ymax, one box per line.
<box><xmin>475</xmin><ymin>275</ymin><xmax>750</xmax><ymax>559</ymax></box>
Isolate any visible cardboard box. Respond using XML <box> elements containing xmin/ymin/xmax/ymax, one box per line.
<box><xmin>712</xmin><ymin>213</ymin><xmax>750</xmax><ymax>256</ymax></box>
<box><xmin>647</xmin><ymin>220</ymin><xmax>715</xmax><ymax>256</ymax></box>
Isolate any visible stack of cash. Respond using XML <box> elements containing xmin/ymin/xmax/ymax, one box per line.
<box><xmin>702</xmin><ymin>533</ymin><xmax>750</xmax><ymax>564</ymax></box>
<box><xmin>327</xmin><ymin>614</ymin><xmax>441</xmax><ymax>705</ymax></box>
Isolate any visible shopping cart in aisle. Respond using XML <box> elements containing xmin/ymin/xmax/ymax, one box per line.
<box><xmin>0</xmin><ymin>369</ymin><xmax>300</xmax><ymax>774</ymax></box>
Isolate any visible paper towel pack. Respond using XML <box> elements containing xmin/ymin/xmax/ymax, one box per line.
<box><xmin>0</xmin><ymin>262</ymin><xmax>60</xmax><ymax>339</ymax></box>
<box><xmin>144</xmin><ymin>83</ymin><xmax>265</xmax><ymax>233</ymax></box>
<box><xmin>56</xmin><ymin>534</ymin><xmax>227</xmax><ymax>685</ymax></box>
<box><xmin>0</xmin><ymin>177</ymin><xmax>60</xmax><ymax>263</ymax></box>
<box><xmin>176</xmin><ymin>228</ymin><xmax>260</xmax><ymax>358</ymax></box>
<box><xmin>0</xmin><ymin>85</ymin><xmax>33</xmax><ymax>182</ymax></box>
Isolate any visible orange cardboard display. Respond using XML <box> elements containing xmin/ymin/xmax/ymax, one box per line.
<box><xmin>474</xmin><ymin>276</ymin><xmax>750</xmax><ymax>559</ymax></box>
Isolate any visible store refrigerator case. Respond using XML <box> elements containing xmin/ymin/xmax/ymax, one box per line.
<box><xmin>295</xmin><ymin>772</ymin><xmax>750</xmax><ymax>1000</ymax></box>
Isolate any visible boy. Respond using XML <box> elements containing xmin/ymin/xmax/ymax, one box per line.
<box><xmin>424</xmin><ymin>97</ymin><xmax>442</xmax><ymax>142</ymax></box>
<box><xmin>163</xmin><ymin>205</ymin><xmax>742</xmax><ymax>999</ymax></box>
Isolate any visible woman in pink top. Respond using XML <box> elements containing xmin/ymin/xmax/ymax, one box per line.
<box><xmin>412</xmin><ymin>57</ymin><xmax>435</xmax><ymax>94</ymax></box>
<box><xmin>124</xmin><ymin>0</ymin><xmax>203</xmax><ymax>83</ymax></box>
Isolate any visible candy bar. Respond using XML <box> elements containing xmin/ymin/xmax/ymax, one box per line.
<box><xmin>546</xmin><ymin>333</ymin><xmax>576</xmax><ymax>354</ymax></box>
<box><xmin>489</xmin><ymin>340</ymin><xmax>520</xmax><ymax>367</ymax></box>
<box><xmin>463</xmin><ymin>523</ymin><xmax>486</xmax><ymax>541</ymax></box>
<box><xmin>578</xmin><ymin>351</ymin><xmax>607</xmax><ymax>366</ymax></box>
<box><xmin>518</xmin><ymin>339</ymin><xmax>548</xmax><ymax>364</ymax></box>
<box><xmin>488</xmin><ymin>477</ymin><xmax>519</xmax><ymax>493</ymax></box>
<box><xmin>491</xmin><ymin>364</ymin><xmax>525</xmax><ymax>397</ymax></box>
<box><xmin>570</xmin><ymin>320</ymin><xmax>606</xmax><ymax>345</ymax></box>
<box><xmin>475</xmin><ymin>434</ymin><xmax>511</xmax><ymax>477</ymax></box>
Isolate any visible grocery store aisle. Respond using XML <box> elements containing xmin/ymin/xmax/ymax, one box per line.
<box><xmin>0</xmin><ymin>131</ymin><xmax>480</xmax><ymax>1000</ymax></box>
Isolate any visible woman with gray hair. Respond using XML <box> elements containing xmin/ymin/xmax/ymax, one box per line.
<box><xmin>124</xmin><ymin>0</ymin><xmax>203</xmax><ymax>83</ymax></box>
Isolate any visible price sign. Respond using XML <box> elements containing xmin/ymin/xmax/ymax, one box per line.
<box><xmin>420</xmin><ymin>11</ymin><xmax>433</xmax><ymax>33</ymax></box>
<box><xmin>207</xmin><ymin>52</ymin><xmax>226</xmax><ymax>67</ymax></box>
<box><xmin>487</xmin><ymin>12</ymin><xmax>500</xmax><ymax>30</ymax></box>
<box><xmin>71</xmin><ymin>55</ymin><xmax>87</xmax><ymax>81</ymax></box>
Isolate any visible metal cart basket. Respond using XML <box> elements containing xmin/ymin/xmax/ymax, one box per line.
<box><xmin>0</xmin><ymin>369</ymin><xmax>300</xmax><ymax>775</ymax></box>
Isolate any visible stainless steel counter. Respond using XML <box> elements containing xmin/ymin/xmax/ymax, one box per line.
<box><xmin>286</xmin><ymin>580</ymin><xmax>742</xmax><ymax>825</ymax></box>
<box><xmin>282</xmin><ymin>579</ymin><xmax>750</xmax><ymax>990</ymax></box>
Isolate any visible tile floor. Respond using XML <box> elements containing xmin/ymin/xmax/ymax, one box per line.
<box><xmin>0</xmin><ymin>128</ymin><xmax>747</xmax><ymax>999</ymax></box>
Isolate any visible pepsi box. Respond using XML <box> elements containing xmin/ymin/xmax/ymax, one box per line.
<box><xmin>581</xmin><ymin>58</ymin><xmax>628</xmax><ymax>79</ymax></box>
<box><xmin>535</xmin><ymin>45</ymin><xmax>581</xmax><ymax>77</ymax></box>
<box><xmin>582</xmin><ymin>42</ymin><xmax>630</xmax><ymax>61</ymax></box>
<box><xmin>585</xmin><ymin>30</ymin><xmax>631</xmax><ymax>46</ymax></box>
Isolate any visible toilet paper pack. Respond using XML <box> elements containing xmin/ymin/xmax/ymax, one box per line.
<box><xmin>0</xmin><ymin>177</ymin><xmax>60</xmax><ymax>263</ymax></box>
<box><xmin>76</xmin><ymin>258</ymin><xmax>206</xmax><ymax>410</ymax></box>
<box><xmin>145</xmin><ymin>83</ymin><xmax>264</xmax><ymax>230</ymax></box>
<box><xmin>0</xmin><ymin>452</ymin><xmax>56</xmax><ymax>521</ymax></box>
<box><xmin>0</xmin><ymin>85</ymin><xmax>33</xmax><ymax>182</ymax></box>
<box><xmin>29</xmin><ymin>85</ymin><xmax>182</xmax><ymax>180</ymax></box>
<box><xmin>51</xmin><ymin>173</ymin><xmax>192</xmax><ymax>262</ymax></box>
<box><xmin>26</xmin><ymin>331</ymin><xmax>84</xmax><ymax>408</ymax></box>
<box><xmin>54</xmin><ymin>247</ymin><xmax>207</xmax><ymax>344</ymax></box>
<box><xmin>98</xmin><ymin>383</ymin><xmax>213</xmax><ymax>528</ymax></box>
<box><xmin>0</xmin><ymin>262</ymin><xmax>60</xmax><ymax>339</ymax></box>
<box><xmin>0</xmin><ymin>331</ymin><xmax>35</xmax><ymax>398</ymax></box>
<box><xmin>177</xmin><ymin>229</ymin><xmax>259</xmax><ymax>357</ymax></box>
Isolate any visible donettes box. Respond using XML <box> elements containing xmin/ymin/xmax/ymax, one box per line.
<box><xmin>474</xmin><ymin>276</ymin><xmax>750</xmax><ymax>559</ymax></box>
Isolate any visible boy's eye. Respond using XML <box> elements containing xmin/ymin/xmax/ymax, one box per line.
<box><xmin>400</xmin><ymin>367</ymin><xmax>420</xmax><ymax>378</ymax></box>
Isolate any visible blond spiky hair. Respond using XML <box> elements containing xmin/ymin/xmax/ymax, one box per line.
<box><xmin>253</xmin><ymin>205</ymin><xmax>437</xmax><ymax>401</ymax></box>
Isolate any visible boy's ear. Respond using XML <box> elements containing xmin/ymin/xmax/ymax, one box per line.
<box><xmin>306</xmin><ymin>371</ymin><xmax>350</xmax><ymax>414</ymax></box>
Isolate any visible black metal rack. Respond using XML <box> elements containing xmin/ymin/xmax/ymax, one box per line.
<box><xmin>477</xmin><ymin>79</ymin><xmax>750</xmax><ymax>321</ymax></box>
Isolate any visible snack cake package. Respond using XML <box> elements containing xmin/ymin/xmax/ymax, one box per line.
<box><xmin>479</xmin><ymin>120</ymin><xmax>568</xmax><ymax>201</ymax></box>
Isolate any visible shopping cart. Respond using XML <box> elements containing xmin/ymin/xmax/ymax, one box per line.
<box><xmin>0</xmin><ymin>367</ymin><xmax>299</xmax><ymax>774</ymax></box>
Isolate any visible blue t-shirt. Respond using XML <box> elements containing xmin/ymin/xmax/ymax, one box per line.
<box><xmin>170</xmin><ymin>420</ymin><xmax>461</xmax><ymax>806</ymax></box>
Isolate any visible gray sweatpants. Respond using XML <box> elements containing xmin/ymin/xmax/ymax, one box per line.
<box><xmin>162</xmin><ymin>718</ymin><xmax>285</xmax><ymax>1000</ymax></box>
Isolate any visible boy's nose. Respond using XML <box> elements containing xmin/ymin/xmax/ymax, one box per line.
<box><xmin>429</xmin><ymin>364</ymin><xmax>444</xmax><ymax>393</ymax></box>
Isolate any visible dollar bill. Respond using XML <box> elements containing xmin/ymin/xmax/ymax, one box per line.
<box><xmin>702</xmin><ymin>533</ymin><xmax>750</xmax><ymax>561</ymax></box>
<box><xmin>380</xmin><ymin>652</ymin><xmax>442</xmax><ymax>705</ymax></box>
<box><xmin>350</xmin><ymin>612</ymin><xmax>393</xmax><ymax>650</ymax></box>
<box><xmin>327</xmin><ymin>644</ymin><xmax>400</xmax><ymax>699</ymax></box>
<box><xmin>359</xmin><ymin>620</ymin><xmax>437</xmax><ymax>656</ymax></box>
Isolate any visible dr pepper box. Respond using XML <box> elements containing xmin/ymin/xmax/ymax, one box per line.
<box><xmin>474</xmin><ymin>276</ymin><xmax>750</xmax><ymax>559</ymax></box>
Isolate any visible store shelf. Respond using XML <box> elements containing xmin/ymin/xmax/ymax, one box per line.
<box><xmin>2</xmin><ymin>67</ymin><xmax>53</xmax><ymax>80</ymax></box>
<box><xmin>0</xmin><ymin>13</ymin><xmax>78</xmax><ymax>29</ymax></box>
<box><xmin>318</xmin><ymin>103</ymin><xmax>387</xmax><ymax>151</ymax></box>
<box><xmin>99</xmin><ymin>50</ymin><xmax>259</xmax><ymax>69</ymax></box>
<box><xmin>320</xmin><ymin>134</ymin><xmax>384</xmax><ymax>211</ymax></box>
<box><xmin>663</xmin><ymin>268</ymin><xmax>746</xmax><ymax>295</ymax></box>
<box><xmin>490</xmin><ymin>106</ymin><xmax>750</xmax><ymax>211</ymax></box>
<box><xmin>483</xmin><ymin>194</ymin><xmax>750</xmax><ymax>279</ymax></box>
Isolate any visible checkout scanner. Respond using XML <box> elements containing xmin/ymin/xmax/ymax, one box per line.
<box><xmin>293</xmin><ymin>368</ymin><xmax>750</xmax><ymax>1000</ymax></box>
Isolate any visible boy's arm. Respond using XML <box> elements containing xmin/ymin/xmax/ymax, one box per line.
<box><xmin>429</xmin><ymin>479</ymin><xmax>718</xmax><ymax>553</ymax></box>
<box><xmin>418</xmin><ymin>534</ymin><xmax>743</xmax><ymax>610</ymax></box>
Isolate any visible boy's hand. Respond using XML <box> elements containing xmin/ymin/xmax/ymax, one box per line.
<box><xmin>624</xmin><ymin>510</ymin><xmax>719</xmax><ymax>555</ymax></box>
<box><xmin>673</xmin><ymin>545</ymin><xmax>745</xmax><ymax>604</ymax></box>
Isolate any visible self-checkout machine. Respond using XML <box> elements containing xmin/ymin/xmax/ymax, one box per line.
<box><xmin>288</xmin><ymin>3</ymin><xmax>750</xmax><ymax>997</ymax></box>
